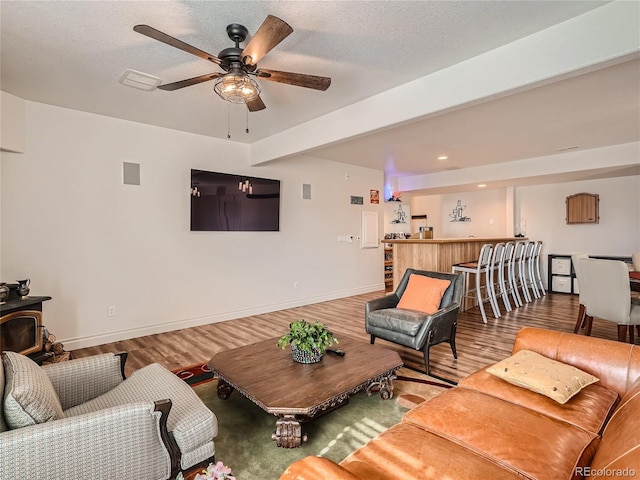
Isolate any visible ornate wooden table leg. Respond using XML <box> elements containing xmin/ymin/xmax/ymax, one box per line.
<box><xmin>377</xmin><ymin>375</ymin><xmax>395</xmax><ymax>399</ymax></box>
<box><xmin>216</xmin><ymin>379</ymin><xmax>234</xmax><ymax>400</ymax></box>
<box><xmin>271</xmin><ymin>415</ymin><xmax>308</xmax><ymax>448</ymax></box>
<box><xmin>365</xmin><ymin>373</ymin><xmax>396</xmax><ymax>399</ymax></box>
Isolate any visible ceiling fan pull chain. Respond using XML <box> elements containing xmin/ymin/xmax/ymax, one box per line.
<box><xmin>227</xmin><ymin>104</ymin><xmax>231</xmax><ymax>139</ymax></box>
<box><xmin>246</xmin><ymin>108</ymin><xmax>250</xmax><ymax>134</ymax></box>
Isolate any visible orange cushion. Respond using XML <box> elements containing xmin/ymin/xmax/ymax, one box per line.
<box><xmin>397</xmin><ymin>274</ymin><xmax>451</xmax><ymax>314</ymax></box>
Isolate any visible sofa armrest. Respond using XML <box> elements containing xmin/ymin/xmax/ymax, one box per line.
<box><xmin>43</xmin><ymin>352</ymin><xmax>127</xmax><ymax>410</ymax></box>
<box><xmin>280</xmin><ymin>457</ymin><xmax>361</xmax><ymax>480</ymax></box>
<box><xmin>423</xmin><ymin>303</ymin><xmax>459</xmax><ymax>328</ymax></box>
<box><xmin>365</xmin><ymin>294</ymin><xmax>399</xmax><ymax>316</ymax></box>
<box><xmin>414</xmin><ymin>303</ymin><xmax>460</xmax><ymax>347</ymax></box>
<box><xmin>0</xmin><ymin>400</ymin><xmax>174</xmax><ymax>479</ymax></box>
<box><xmin>513</xmin><ymin>327</ymin><xmax>640</xmax><ymax>397</ymax></box>
<box><xmin>428</xmin><ymin>302</ymin><xmax>459</xmax><ymax>320</ymax></box>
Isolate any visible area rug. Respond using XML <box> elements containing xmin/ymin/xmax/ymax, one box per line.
<box><xmin>187</xmin><ymin>367</ymin><xmax>450</xmax><ymax>480</ymax></box>
<box><xmin>172</xmin><ymin>363</ymin><xmax>215</xmax><ymax>387</ymax></box>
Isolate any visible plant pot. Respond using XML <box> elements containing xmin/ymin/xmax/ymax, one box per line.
<box><xmin>291</xmin><ymin>345</ymin><xmax>323</xmax><ymax>364</ymax></box>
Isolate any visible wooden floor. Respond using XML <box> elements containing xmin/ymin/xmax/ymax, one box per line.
<box><xmin>72</xmin><ymin>290</ymin><xmax>638</xmax><ymax>383</ymax></box>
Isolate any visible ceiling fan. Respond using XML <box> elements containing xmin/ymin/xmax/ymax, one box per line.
<box><xmin>133</xmin><ymin>15</ymin><xmax>331</xmax><ymax>112</ymax></box>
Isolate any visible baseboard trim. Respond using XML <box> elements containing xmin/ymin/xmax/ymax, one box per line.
<box><xmin>62</xmin><ymin>283</ymin><xmax>384</xmax><ymax>350</ymax></box>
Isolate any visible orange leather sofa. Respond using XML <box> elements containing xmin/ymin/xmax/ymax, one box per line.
<box><xmin>280</xmin><ymin>327</ymin><xmax>640</xmax><ymax>480</ymax></box>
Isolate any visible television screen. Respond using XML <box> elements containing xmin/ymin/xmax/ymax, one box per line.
<box><xmin>190</xmin><ymin>169</ymin><xmax>280</xmax><ymax>231</ymax></box>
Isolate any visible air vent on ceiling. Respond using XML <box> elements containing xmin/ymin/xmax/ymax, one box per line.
<box><xmin>119</xmin><ymin>69</ymin><xmax>161</xmax><ymax>91</ymax></box>
<box><xmin>443</xmin><ymin>166</ymin><xmax>461</xmax><ymax>170</ymax></box>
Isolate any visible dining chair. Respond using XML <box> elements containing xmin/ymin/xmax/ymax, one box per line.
<box><xmin>451</xmin><ymin>244</ymin><xmax>497</xmax><ymax>323</ymax></box>
<box><xmin>571</xmin><ymin>253</ymin><xmax>590</xmax><ymax>334</ymax></box>
<box><xmin>578</xmin><ymin>258</ymin><xmax>640</xmax><ymax>343</ymax></box>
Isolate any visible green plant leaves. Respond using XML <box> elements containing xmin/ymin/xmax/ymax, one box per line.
<box><xmin>276</xmin><ymin>319</ymin><xmax>338</xmax><ymax>353</ymax></box>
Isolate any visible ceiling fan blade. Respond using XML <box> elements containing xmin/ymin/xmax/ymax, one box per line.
<box><xmin>246</xmin><ymin>95</ymin><xmax>266</xmax><ymax>112</ymax></box>
<box><xmin>241</xmin><ymin>15</ymin><xmax>293</xmax><ymax>66</ymax></box>
<box><xmin>256</xmin><ymin>69</ymin><xmax>331</xmax><ymax>91</ymax></box>
<box><xmin>158</xmin><ymin>73</ymin><xmax>224</xmax><ymax>91</ymax></box>
<box><xmin>134</xmin><ymin>24</ymin><xmax>221</xmax><ymax>65</ymax></box>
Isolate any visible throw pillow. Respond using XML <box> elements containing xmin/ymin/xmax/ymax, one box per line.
<box><xmin>2</xmin><ymin>351</ymin><xmax>65</xmax><ymax>428</ymax></box>
<box><xmin>397</xmin><ymin>274</ymin><xmax>451</xmax><ymax>314</ymax></box>
<box><xmin>486</xmin><ymin>350</ymin><xmax>599</xmax><ymax>404</ymax></box>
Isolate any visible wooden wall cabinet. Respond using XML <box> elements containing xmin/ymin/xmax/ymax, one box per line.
<box><xmin>566</xmin><ymin>193</ymin><xmax>599</xmax><ymax>224</ymax></box>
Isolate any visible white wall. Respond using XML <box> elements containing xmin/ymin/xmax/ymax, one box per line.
<box><xmin>383</xmin><ymin>202</ymin><xmax>411</xmax><ymax>236</ymax></box>
<box><xmin>1</xmin><ymin>91</ymin><xmax>26</xmax><ymax>153</ymax></box>
<box><xmin>0</xmin><ymin>101</ymin><xmax>384</xmax><ymax>349</ymax></box>
<box><xmin>412</xmin><ymin>189</ymin><xmax>509</xmax><ymax>239</ymax></box>
<box><xmin>516</xmin><ymin>176</ymin><xmax>640</xmax><ymax>284</ymax></box>
<box><xmin>412</xmin><ymin>176</ymin><xmax>640</xmax><ymax>287</ymax></box>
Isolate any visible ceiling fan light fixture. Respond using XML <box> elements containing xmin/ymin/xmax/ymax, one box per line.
<box><xmin>134</xmin><ymin>16</ymin><xmax>329</xmax><ymax>113</ymax></box>
<box><xmin>214</xmin><ymin>72</ymin><xmax>261</xmax><ymax>104</ymax></box>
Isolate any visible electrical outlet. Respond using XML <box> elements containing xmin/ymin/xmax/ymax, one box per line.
<box><xmin>108</xmin><ymin>306</ymin><xmax>116</xmax><ymax>317</ymax></box>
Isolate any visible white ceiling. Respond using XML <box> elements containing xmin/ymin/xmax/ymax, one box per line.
<box><xmin>1</xmin><ymin>0</ymin><xmax>638</xmax><ymax>194</ymax></box>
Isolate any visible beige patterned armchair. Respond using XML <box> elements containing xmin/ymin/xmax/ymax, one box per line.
<box><xmin>1</xmin><ymin>350</ymin><xmax>217</xmax><ymax>480</ymax></box>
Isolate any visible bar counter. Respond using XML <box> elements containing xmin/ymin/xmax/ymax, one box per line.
<box><xmin>384</xmin><ymin>237</ymin><xmax>526</xmax><ymax>291</ymax></box>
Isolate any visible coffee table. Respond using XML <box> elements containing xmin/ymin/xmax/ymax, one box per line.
<box><xmin>207</xmin><ymin>335</ymin><xmax>403</xmax><ymax>448</ymax></box>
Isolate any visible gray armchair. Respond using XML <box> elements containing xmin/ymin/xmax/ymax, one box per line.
<box><xmin>1</xmin><ymin>350</ymin><xmax>217</xmax><ymax>479</ymax></box>
<box><xmin>366</xmin><ymin>268</ymin><xmax>463</xmax><ymax>375</ymax></box>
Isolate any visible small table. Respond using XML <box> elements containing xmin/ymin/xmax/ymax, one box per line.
<box><xmin>208</xmin><ymin>336</ymin><xmax>403</xmax><ymax>448</ymax></box>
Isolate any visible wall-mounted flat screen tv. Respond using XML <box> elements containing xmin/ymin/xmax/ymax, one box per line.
<box><xmin>190</xmin><ymin>169</ymin><xmax>280</xmax><ymax>231</ymax></box>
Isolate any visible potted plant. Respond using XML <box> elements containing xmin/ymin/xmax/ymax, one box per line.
<box><xmin>276</xmin><ymin>319</ymin><xmax>338</xmax><ymax>364</ymax></box>
<box><xmin>176</xmin><ymin>461</ymin><xmax>235</xmax><ymax>480</ymax></box>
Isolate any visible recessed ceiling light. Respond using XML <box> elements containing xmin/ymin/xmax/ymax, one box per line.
<box><xmin>478</xmin><ymin>184</ymin><xmax>487</xmax><ymax>188</ymax></box>
<box><xmin>437</xmin><ymin>155</ymin><xmax>448</xmax><ymax>161</ymax></box>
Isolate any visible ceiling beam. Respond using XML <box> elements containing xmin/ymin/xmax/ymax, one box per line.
<box><xmin>249</xmin><ymin>1</ymin><xmax>640</xmax><ymax>167</ymax></box>
<box><xmin>398</xmin><ymin>142</ymin><xmax>640</xmax><ymax>195</ymax></box>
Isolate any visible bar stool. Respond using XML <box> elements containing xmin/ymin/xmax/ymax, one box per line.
<box><xmin>525</xmin><ymin>241</ymin><xmax>541</xmax><ymax>299</ymax></box>
<box><xmin>533</xmin><ymin>241</ymin><xmax>546</xmax><ymax>296</ymax></box>
<box><xmin>489</xmin><ymin>242</ymin><xmax>512</xmax><ymax>314</ymax></box>
<box><xmin>504</xmin><ymin>241</ymin><xmax>522</xmax><ymax>308</ymax></box>
<box><xmin>515</xmin><ymin>241</ymin><xmax>532</xmax><ymax>303</ymax></box>
<box><xmin>452</xmin><ymin>243</ymin><xmax>495</xmax><ymax>324</ymax></box>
